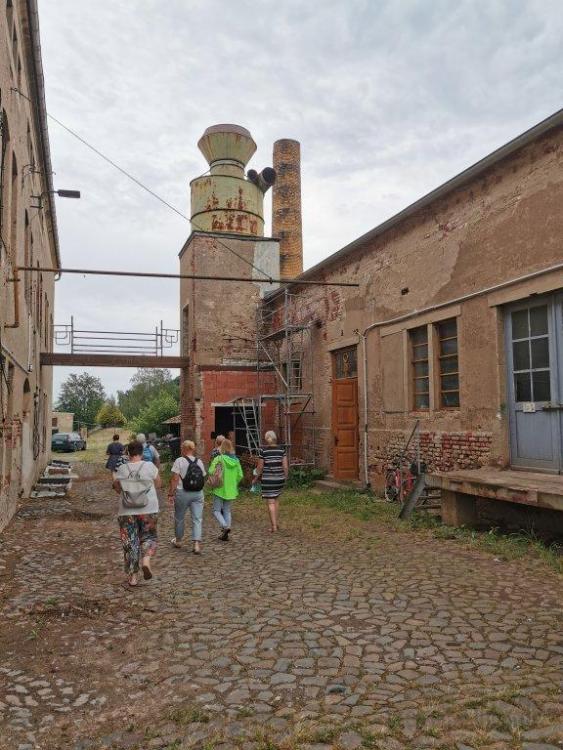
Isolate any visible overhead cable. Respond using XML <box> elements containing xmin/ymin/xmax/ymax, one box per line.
<box><xmin>11</xmin><ymin>87</ymin><xmax>273</xmax><ymax>281</ymax></box>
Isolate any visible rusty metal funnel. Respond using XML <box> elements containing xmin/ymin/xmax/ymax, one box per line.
<box><xmin>198</xmin><ymin>124</ymin><xmax>257</xmax><ymax>171</ymax></box>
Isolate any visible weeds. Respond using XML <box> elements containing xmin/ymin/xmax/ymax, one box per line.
<box><xmin>387</xmin><ymin>715</ymin><xmax>401</xmax><ymax>732</ymax></box>
<box><xmin>248</xmin><ymin>486</ymin><xmax>562</xmax><ymax>572</ymax></box>
<box><xmin>168</xmin><ymin>705</ymin><xmax>209</xmax><ymax>725</ymax></box>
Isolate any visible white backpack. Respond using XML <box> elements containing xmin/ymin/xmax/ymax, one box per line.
<box><xmin>120</xmin><ymin>463</ymin><xmax>153</xmax><ymax>509</ymax></box>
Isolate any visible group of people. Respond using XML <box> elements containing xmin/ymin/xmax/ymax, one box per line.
<box><xmin>108</xmin><ymin>431</ymin><xmax>288</xmax><ymax>587</ymax></box>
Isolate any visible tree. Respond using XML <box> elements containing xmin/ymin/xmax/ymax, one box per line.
<box><xmin>128</xmin><ymin>391</ymin><xmax>178</xmax><ymax>437</ymax></box>
<box><xmin>56</xmin><ymin>373</ymin><xmax>106</xmax><ymax>429</ymax></box>
<box><xmin>96</xmin><ymin>399</ymin><xmax>126</xmax><ymax>428</ymax></box>
<box><xmin>117</xmin><ymin>369</ymin><xmax>179</xmax><ymax>421</ymax></box>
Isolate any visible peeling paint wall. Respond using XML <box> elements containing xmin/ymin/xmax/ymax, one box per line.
<box><xmin>179</xmin><ymin>232</ymin><xmax>280</xmax><ymax>453</ymax></box>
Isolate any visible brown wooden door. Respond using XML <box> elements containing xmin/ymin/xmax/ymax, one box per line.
<box><xmin>332</xmin><ymin>346</ymin><xmax>359</xmax><ymax>480</ymax></box>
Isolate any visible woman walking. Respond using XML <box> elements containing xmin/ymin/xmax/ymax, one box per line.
<box><xmin>254</xmin><ymin>431</ymin><xmax>288</xmax><ymax>532</ymax></box>
<box><xmin>105</xmin><ymin>433</ymin><xmax>124</xmax><ymax>472</ymax></box>
<box><xmin>208</xmin><ymin>438</ymin><xmax>243</xmax><ymax>541</ymax></box>
<box><xmin>168</xmin><ymin>440</ymin><xmax>206</xmax><ymax>554</ymax></box>
<box><xmin>113</xmin><ymin>440</ymin><xmax>161</xmax><ymax>587</ymax></box>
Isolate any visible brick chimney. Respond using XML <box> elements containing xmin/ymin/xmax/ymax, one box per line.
<box><xmin>272</xmin><ymin>139</ymin><xmax>303</xmax><ymax>279</ymax></box>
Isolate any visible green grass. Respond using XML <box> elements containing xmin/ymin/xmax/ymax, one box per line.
<box><xmin>239</xmin><ymin>486</ymin><xmax>562</xmax><ymax>573</ymax></box>
<box><xmin>410</xmin><ymin>512</ymin><xmax>562</xmax><ymax>572</ymax></box>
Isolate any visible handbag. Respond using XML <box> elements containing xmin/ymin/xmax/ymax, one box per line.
<box><xmin>207</xmin><ymin>457</ymin><xmax>224</xmax><ymax>489</ymax></box>
<box><xmin>120</xmin><ymin>464</ymin><xmax>153</xmax><ymax>509</ymax></box>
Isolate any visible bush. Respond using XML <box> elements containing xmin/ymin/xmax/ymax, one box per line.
<box><xmin>128</xmin><ymin>392</ymin><xmax>178</xmax><ymax>437</ymax></box>
<box><xmin>96</xmin><ymin>400</ymin><xmax>126</xmax><ymax>428</ymax></box>
<box><xmin>286</xmin><ymin>466</ymin><xmax>325</xmax><ymax>488</ymax></box>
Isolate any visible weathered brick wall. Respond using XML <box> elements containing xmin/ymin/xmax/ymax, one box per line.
<box><xmin>261</xmin><ymin>122</ymin><xmax>563</xmax><ymax>483</ymax></box>
<box><xmin>368</xmin><ymin>429</ymin><xmax>493</xmax><ymax>488</ymax></box>
<box><xmin>0</xmin><ymin>3</ymin><xmax>59</xmax><ymax>531</ymax></box>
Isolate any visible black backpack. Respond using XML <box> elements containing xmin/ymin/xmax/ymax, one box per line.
<box><xmin>181</xmin><ymin>457</ymin><xmax>205</xmax><ymax>492</ymax></box>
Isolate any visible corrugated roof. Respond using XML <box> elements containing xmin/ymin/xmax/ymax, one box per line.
<box><xmin>162</xmin><ymin>415</ymin><xmax>181</xmax><ymax>424</ymax></box>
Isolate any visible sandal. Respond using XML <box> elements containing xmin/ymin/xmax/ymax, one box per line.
<box><xmin>141</xmin><ymin>558</ymin><xmax>153</xmax><ymax>580</ymax></box>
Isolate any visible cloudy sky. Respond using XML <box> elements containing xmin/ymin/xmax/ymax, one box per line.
<box><xmin>40</xmin><ymin>0</ymin><xmax>563</xmax><ymax>400</ymax></box>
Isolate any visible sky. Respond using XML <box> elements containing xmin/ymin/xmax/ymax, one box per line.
<box><xmin>40</xmin><ymin>0</ymin><xmax>563</xmax><ymax>401</ymax></box>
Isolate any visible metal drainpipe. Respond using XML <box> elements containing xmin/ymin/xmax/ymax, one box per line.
<box><xmin>360</xmin><ymin>331</ymin><xmax>370</xmax><ymax>489</ymax></box>
<box><xmin>359</xmin><ymin>259</ymin><xmax>563</xmax><ymax>489</ymax></box>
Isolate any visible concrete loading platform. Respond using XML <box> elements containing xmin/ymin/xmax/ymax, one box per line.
<box><xmin>428</xmin><ymin>468</ymin><xmax>563</xmax><ymax>528</ymax></box>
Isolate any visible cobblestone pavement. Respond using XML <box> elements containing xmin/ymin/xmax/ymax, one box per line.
<box><xmin>0</xmin><ymin>464</ymin><xmax>561</xmax><ymax>750</ymax></box>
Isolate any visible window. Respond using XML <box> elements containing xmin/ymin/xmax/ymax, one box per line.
<box><xmin>511</xmin><ymin>305</ymin><xmax>551</xmax><ymax>402</ymax></box>
<box><xmin>6</xmin><ymin>0</ymin><xmax>13</xmax><ymax>32</ymax></box>
<box><xmin>410</xmin><ymin>326</ymin><xmax>429</xmax><ymax>409</ymax></box>
<box><xmin>0</xmin><ymin>110</ymin><xmax>10</xmax><ymax>260</ymax></box>
<box><xmin>438</xmin><ymin>318</ymin><xmax>459</xmax><ymax>407</ymax></box>
<box><xmin>182</xmin><ymin>304</ymin><xmax>189</xmax><ymax>355</ymax></box>
<box><xmin>334</xmin><ymin>346</ymin><xmax>357</xmax><ymax>379</ymax></box>
<box><xmin>9</xmin><ymin>151</ymin><xmax>18</xmax><ymax>257</ymax></box>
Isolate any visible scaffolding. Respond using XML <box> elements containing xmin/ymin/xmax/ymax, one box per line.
<box><xmin>233</xmin><ymin>289</ymin><xmax>316</xmax><ymax>466</ymax></box>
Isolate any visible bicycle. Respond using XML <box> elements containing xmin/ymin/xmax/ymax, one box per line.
<box><xmin>384</xmin><ymin>457</ymin><xmax>427</xmax><ymax>504</ymax></box>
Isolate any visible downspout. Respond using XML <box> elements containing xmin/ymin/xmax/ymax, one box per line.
<box><xmin>360</xmin><ymin>331</ymin><xmax>370</xmax><ymax>488</ymax></box>
<box><xmin>359</xmin><ymin>259</ymin><xmax>563</xmax><ymax>489</ymax></box>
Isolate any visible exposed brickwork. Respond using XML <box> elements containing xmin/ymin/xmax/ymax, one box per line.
<box><xmin>272</xmin><ymin>139</ymin><xmax>303</xmax><ymax>279</ymax></box>
<box><xmin>368</xmin><ymin>429</ymin><xmax>493</xmax><ymax>489</ymax></box>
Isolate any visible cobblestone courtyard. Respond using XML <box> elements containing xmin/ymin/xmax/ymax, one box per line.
<box><xmin>0</xmin><ymin>464</ymin><xmax>561</xmax><ymax>750</ymax></box>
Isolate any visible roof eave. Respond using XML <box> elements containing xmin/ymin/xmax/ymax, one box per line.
<box><xmin>291</xmin><ymin>107</ymin><xmax>563</xmax><ymax>288</ymax></box>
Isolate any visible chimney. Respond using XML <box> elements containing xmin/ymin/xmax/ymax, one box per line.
<box><xmin>272</xmin><ymin>139</ymin><xmax>303</xmax><ymax>279</ymax></box>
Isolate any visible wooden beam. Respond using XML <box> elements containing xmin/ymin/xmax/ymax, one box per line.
<box><xmin>40</xmin><ymin>353</ymin><xmax>189</xmax><ymax>369</ymax></box>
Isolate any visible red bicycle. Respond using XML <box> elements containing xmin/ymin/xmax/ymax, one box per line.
<box><xmin>384</xmin><ymin>456</ymin><xmax>415</xmax><ymax>503</ymax></box>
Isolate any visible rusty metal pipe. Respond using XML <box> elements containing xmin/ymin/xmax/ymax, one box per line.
<box><xmin>15</xmin><ymin>266</ymin><xmax>360</xmax><ymax>288</ymax></box>
<box><xmin>5</xmin><ymin>263</ymin><xmax>20</xmax><ymax>328</ymax></box>
<box><xmin>247</xmin><ymin>167</ymin><xmax>276</xmax><ymax>193</ymax></box>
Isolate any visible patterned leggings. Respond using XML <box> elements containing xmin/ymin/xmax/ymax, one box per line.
<box><xmin>118</xmin><ymin>514</ymin><xmax>158</xmax><ymax>574</ymax></box>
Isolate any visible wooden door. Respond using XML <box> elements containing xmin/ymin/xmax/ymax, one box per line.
<box><xmin>332</xmin><ymin>347</ymin><xmax>359</xmax><ymax>480</ymax></box>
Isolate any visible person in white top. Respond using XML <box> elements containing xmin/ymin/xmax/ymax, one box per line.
<box><xmin>113</xmin><ymin>440</ymin><xmax>162</xmax><ymax>587</ymax></box>
<box><xmin>168</xmin><ymin>440</ymin><xmax>206</xmax><ymax>555</ymax></box>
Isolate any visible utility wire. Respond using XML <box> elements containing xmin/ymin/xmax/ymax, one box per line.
<box><xmin>11</xmin><ymin>88</ymin><xmax>274</xmax><ymax>281</ymax></box>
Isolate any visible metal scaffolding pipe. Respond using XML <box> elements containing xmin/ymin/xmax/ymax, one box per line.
<box><xmin>15</xmin><ymin>266</ymin><xmax>360</xmax><ymax>288</ymax></box>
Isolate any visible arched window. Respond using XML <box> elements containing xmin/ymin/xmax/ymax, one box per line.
<box><xmin>22</xmin><ymin>378</ymin><xmax>31</xmax><ymax>417</ymax></box>
<box><xmin>24</xmin><ymin>210</ymin><xmax>31</xmax><ymax>306</ymax></box>
<box><xmin>10</xmin><ymin>150</ymin><xmax>18</xmax><ymax>258</ymax></box>
<box><xmin>0</xmin><ymin>109</ymin><xmax>10</xmax><ymax>261</ymax></box>
<box><xmin>6</xmin><ymin>1</ymin><xmax>13</xmax><ymax>33</ymax></box>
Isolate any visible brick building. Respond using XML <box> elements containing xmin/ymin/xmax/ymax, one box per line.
<box><xmin>0</xmin><ymin>1</ymin><xmax>59</xmax><ymax>530</ymax></box>
<box><xmin>180</xmin><ymin>113</ymin><xmax>563</xmax><ymax>523</ymax></box>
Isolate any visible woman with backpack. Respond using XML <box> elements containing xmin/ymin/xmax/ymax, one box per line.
<box><xmin>113</xmin><ymin>440</ymin><xmax>162</xmax><ymax>587</ymax></box>
<box><xmin>207</xmin><ymin>438</ymin><xmax>243</xmax><ymax>541</ymax></box>
<box><xmin>168</xmin><ymin>440</ymin><xmax>206</xmax><ymax>554</ymax></box>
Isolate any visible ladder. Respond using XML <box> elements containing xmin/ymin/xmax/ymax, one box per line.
<box><xmin>237</xmin><ymin>399</ymin><xmax>261</xmax><ymax>453</ymax></box>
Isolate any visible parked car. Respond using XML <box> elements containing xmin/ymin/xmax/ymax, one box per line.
<box><xmin>51</xmin><ymin>432</ymin><xmax>87</xmax><ymax>452</ymax></box>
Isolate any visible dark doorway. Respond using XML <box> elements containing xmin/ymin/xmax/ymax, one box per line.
<box><xmin>213</xmin><ymin>405</ymin><xmax>252</xmax><ymax>455</ymax></box>
<box><xmin>213</xmin><ymin>406</ymin><xmax>234</xmax><ymax>443</ymax></box>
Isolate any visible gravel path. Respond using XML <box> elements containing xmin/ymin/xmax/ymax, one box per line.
<box><xmin>0</xmin><ymin>463</ymin><xmax>561</xmax><ymax>750</ymax></box>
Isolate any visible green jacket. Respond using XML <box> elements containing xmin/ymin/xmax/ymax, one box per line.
<box><xmin>208</xmin><ymin>454</ymin><xmax>243</xmax><ymax>500</ymax></box>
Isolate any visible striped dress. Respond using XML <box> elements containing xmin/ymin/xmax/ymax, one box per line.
<box><xmin>259</xmin><ymin>445</ymin><xmax>286</xmax><ymax>499</ymax></box>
